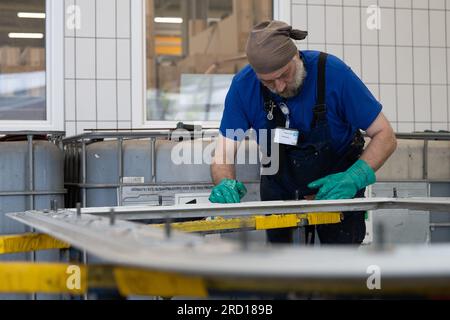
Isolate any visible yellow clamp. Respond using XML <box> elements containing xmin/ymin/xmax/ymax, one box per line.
<box><xmin>114</xmin><ymin>268</ymin><xmax>208</xmax><ymax>298</ymax></box>
<box><xmin>0</xmin><ymin>233</ymin><xmax>70</xmax><ymax>255</ymax></box>
<box><xmin>254</xmin><ymin>212</ymin><xmax>341</xmax><ymax>230</ymax></box>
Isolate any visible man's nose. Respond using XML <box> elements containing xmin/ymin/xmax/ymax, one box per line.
<box><xmin>275</xmin><ymin>79</ymin><xmax>286</xmax><ymax>93</ymax></box>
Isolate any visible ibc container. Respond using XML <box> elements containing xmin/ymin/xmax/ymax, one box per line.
<box><xmin>0</xmin><ymin>134</ymin><xmax>65</xmax><ymax>299</ymax></box>
<box><xmin>65</xmin><ymin>135</ymin><xmax>260</xmax><ymax>208</ymax></box>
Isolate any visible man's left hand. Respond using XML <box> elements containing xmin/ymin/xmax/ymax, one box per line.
<box><xmin>307</xmin><ymin>159</ymin><xmax>376</xmax><ymax>200</ymax></box>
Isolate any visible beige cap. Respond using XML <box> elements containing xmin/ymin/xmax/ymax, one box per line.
<box><xmin>245</xmin><ymin>20</ymin><xmax>308</xmax><ymax>74</ymax></box>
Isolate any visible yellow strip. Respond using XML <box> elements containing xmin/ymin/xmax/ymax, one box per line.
<box><xmin>155</xmin><ymin>213</ymin><xmax>342</xmax><ymax>233</ymax></box>
<box><xmin>0</xmin><ymin>233</ymin><xmax>70</xmax><ymax>255</ymax></box>
<box><xmin>0</xmin><ymin>263</ymin><xmax>207</xmax><ymax>297</ymax></box>
<box><xmin>255</xmin><ymin>214</ymin><xmax>298</xmax><ymax>230</ymax></box>
<box><xmin>164</xmin><ymin>217</ymin><xmax>255</xmax><ymax>233</ymax></box>
<box><xmin>114</xmin><ymin>268</ymin><xmax>208</xmax><ymax>298</ymax></box>
<box><xmin>306</xmin><ymin>212</ymin><xmax>342</xmax><ymax>225</ymax></box>
<box><xmin>0</xmin><ymin>263</ymin><xmax>86</xmax><ymax>295</ymax></box>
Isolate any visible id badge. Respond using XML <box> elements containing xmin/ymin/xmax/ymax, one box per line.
<box><xmin>274</xmin><ymin>127</ymin><xmax>299</xmax><ymax>146</ymax></box>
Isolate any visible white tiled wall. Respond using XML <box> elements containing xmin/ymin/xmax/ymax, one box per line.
<box><xmin>62</xmin><ymin>0</ymin><xmax>450</xmax><ymax>135</ymax></box>
<box><xmin>280</xmin><ymin>0</ymin><xmax>450</xmax><ymax>132</ymax></box>
<box><xmin>64</xmin><ymin>0</ymin><xmax>132</xmax><ymax>136</ymax></box>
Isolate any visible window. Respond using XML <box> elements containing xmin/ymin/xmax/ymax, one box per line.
<box><xmin>144</xmin><ymin>0</ymin><xmax>272</xmax><ymax>126</ymax></box>
<box><xmin>0</xmin><ymin>0</ymin><xmax>46</xmax><ymax>120</ymax></box>
<box><xmin>0</xmin><ymin>0</ymin><xmax>63</xmax><ymax>130</ymax></box>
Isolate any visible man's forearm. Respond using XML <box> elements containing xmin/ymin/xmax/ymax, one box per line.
<box><xmin>211</xmin><ymin>163</ymin><xmax>236</xmax><ymax>185</ymax></box>
<box><xmin>360</xmin><ymin>130</ymin><xmax>397</xmax><ymax>172</ymax></box>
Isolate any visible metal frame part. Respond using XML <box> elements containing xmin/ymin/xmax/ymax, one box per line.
<box><xmin>7</xmin><ymin>198</ymin><xmax>450</xmax><ymax>284</ymax></box>
<box><xmin>64</xmin><ymin>197</ymin><xmax>450</xmax><ymax>221</ymax></box>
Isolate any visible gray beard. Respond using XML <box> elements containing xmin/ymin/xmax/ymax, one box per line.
<box><xmin>270</xmin><ymin>59</ymin><xmax>307</xmax><ymax>99</ymax></box>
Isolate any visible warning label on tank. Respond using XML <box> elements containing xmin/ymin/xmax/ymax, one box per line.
<box><xmin>121</xmin><ymin>184</ymin><xmax>213</xmax><ymax>206</ymax></box>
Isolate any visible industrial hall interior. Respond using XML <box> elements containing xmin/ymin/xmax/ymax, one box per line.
<box><xmin>1</xmin><ymin>0</ymin><xmax>450</xmax><ymax>301</ymax></box>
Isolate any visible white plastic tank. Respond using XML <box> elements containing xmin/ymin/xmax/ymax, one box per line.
<box><xmin>0</xmin><ymin>136</ymin><xmax>64</xmax><ymax>299</ymax></box>
<box><xmin>76</xmin><ymin>138</ymin><xmax>261</xmax><ymax>207</ymax></box>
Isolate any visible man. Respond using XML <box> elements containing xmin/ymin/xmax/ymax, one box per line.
<box><xmin>209</xmin><ymin>21</ymin><xmax>397</xmax><ymax>245</ymax></box>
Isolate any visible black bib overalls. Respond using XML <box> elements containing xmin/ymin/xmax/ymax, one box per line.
<box><xmin>260</xmin><ymin>53</ymin><xmax>367</xmax><ymax>245</ymax></box>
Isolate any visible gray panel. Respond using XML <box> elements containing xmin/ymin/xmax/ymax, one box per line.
<box><xmin>84</xmin><ymin>139</ymin><xmax>260</xmax><ymax>207</ymax></box>
<box><xmin>376</xmin><ymin>140</ymin><xmax>450</xmax><ymax>181</ymax></box>
<box><xmin>429</xmin><ymin>182</ymin><xmax>450</xmax><ymax>243</ymax></box>
<box><xmin>376</xmin><ymin>140</ymin><xmax>424</xmax><ymax>181</ymax></box>
<box><xmin>427</xmin><ymin>141</ymin><xmax>450</xmax><ymax>180</ymax></box>
<box><xmin>156</xmin><ymin>140</ymin><xmax>211</xmax><ymax>183</ymax></box>
<box><xmin>85</xmin><ymin>140</ymin><xmax>154</xmax><ymax>206</ymax></box>
<box><xmin>371</xmin><ymin>182</ymin><xmax>429</xmax><ymax>244</ymax></box>
<box><xmin>156</xmin><ymin>139</ymin><xmax>260</xmax><ymax>183</ymax></box>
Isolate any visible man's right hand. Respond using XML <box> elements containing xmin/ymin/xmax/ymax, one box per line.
<box><xmin>209</xmin><ymin>179</ymin><xmax>247</xmax><ymax>203</ymax></box>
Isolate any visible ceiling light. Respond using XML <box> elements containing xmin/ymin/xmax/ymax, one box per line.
<box><xmin>8</xmin><ymin>33</ymin><xmax>44</xmax><ymax>39</ymax></box>
<box><xmin>154</xmin><ymin>17</ymin><xmax>183</xmax><ymax>24</ymax></box>
<box><xmin>17</xmin><ymin>12</ymin><xmax>46</xmax><ymax>19</ymax></box>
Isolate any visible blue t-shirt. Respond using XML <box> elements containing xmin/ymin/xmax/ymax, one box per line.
<box><xmin>219</xmin><ymin>50</ymin><xmax>382</xmax><ymax>155</ymax></box>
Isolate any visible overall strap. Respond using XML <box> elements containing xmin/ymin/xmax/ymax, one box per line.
<box><xmin>260</xmin><ymin>85</ymin><xmax>287</xmax><ymax>165</ymax></box>
<box><xmin>311</xmin><ymin>52</ymin><xmax>328</xmax><ymax>128</ymax></box>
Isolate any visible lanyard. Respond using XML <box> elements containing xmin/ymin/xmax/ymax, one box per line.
<box><xmin>279</xmin><ymin>102</ymin><xmax>290</xmax><ymax>128</ymax></box>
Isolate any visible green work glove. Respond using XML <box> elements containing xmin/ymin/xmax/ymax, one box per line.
<box><xmin>308</xmin><ymin>159</ymin><xmax>376</xmax><ymax>200</ymax></box>
<box><xmin>209</xmin><ymin>179</ymin><xmax>247</xmax><ymax>203</ymax></box>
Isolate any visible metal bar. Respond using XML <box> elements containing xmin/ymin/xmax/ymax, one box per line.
<box><xmin>73</xmin><ymin>144</ymin><xmax>80</xmax><ymax>206</ymax></box>
<box><xmin>27</xmin><ymin>135</ymin><xmax>34</xmax><ymax>211</ymax></box>
<box><xmin>26</xmin><ymin>134</ymin><xmax>36</xmax><ymax>300</ymax></box>
<box><xmin>117</xmin><ymin>138</ymin><xmax>124</xmax><ymax>206</ymax></box>
<box><xmin>150</xmin><ymin>137</ymin><xmax>156</xmax><ymax>183</ymax></box>
<box><xmin>0</xmin><ymin>191</ymin><xmax>67</xmax><ymax>196</ymax></box>
<box><xmin>6</xmin><ymin>208</ymin><xmax>450</xmax><ymax>283</ymax></box>
<box><xmin>0</xmin><ymin>131</ymin><xmax>65</xmax><ymax>136</ymax></box>
<box><xmin>65</xmin><ymin>179</ymin><xmax>450</xmax><ymax>187</ymax></box>
<box><xmin>67</xmin><ymin>144</ymin><xmax>75</xmax><ymax>207</ymax></box>
<box><xmin>394</xmin><ymin>132</ymin><xmax>450</xmax><ymax>141</ymax></box>
<box><xmin>423</xmin><ymin>139</ymin><xmax>428</xmax><ymax>180</ymax></box>
<box><xmin>429</xmin><ymin>223</ymin><xmax>450</xmax><ymax>228</ymax></box>
<box><xmin>62</xmin><ymin>197</ymin><xmax>450</xmax><ymax>221</ymax></box>
<box><xmin>57</xmin><ymin>138</ymin><xmax>64</xmax><ymax>152</ymax></box>
<box><xmin>376</xmin><ymin>179</ymin><xmax>450</xmax><ymax>183</ymax></box>
<box><xmin>73</xmin><ymin>198</ymin><xmax>384</xmax><ymax>220</ymax></box>
<box><xmin>60</xmin><ymin>131</ymin><xmax>450</xmax><ymax>144</ymax></box>
<box><xmin>379</xmin><ymin>198</ymin><xmax>450</xmax><ymax>212</ymax></box>
<box><xmin>64</xmin><ymin>144</ymin><xmax>69</xmax><ymax>186</ymax></box>
<box><xmin>61</xmin><ymin>183</ymin><xmax>172</xmax><ymax>188</ymax></box>
<box><xmin>62</xmin><ymin>131</ymin><xmax>173</xmax><ymax>144</ymax></box>
<box><xmin>81</xmin><ymin>140</ymin><xmax>87</xmax><ymax>208</ymax></box>
<box><xmin>63</xmin><ymin>182</ymin><xmax>219</xmax><ymax>188</ymax></box>
<box><xmin>65</xmin><ymin>144</ymin><xmax>71</xmax><ymax>207</ymax></box>
<box><xmin>78</xmin><ymin>140</ymin><xmax>89</xmax><ymax>297</ymax></box>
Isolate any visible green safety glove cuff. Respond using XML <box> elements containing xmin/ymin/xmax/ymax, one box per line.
<box><xmin>346</xmin><ymin>159</ymin><xmax>376</xmax><ymax>190</ymax></box>
<box><xmin>307</xmin><ymin>159</ymin><xmax>376</xmax><ymax>200</ymax></box>
<box><xmin>209</xmin><ymin>179</ymin><xmax>248</xmax><ymax>204</ymax></box>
